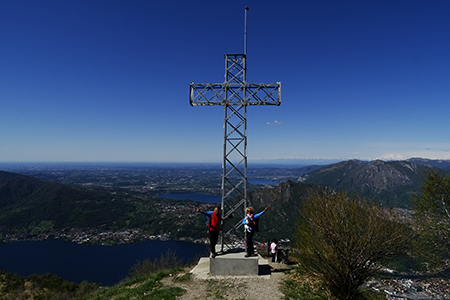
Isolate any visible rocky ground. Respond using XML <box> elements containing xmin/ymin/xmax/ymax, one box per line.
<box><xmin>161</xmin><ymin>261</ymin><xmax>291</xmax><ymax>300</ymax></box>
<box><xmin>161</xmin><ymin>261</ymin><xmax>450</xmax><ymax>300</ymax></box>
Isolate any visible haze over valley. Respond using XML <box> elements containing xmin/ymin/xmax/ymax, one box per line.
<box><xmin>0</xmin><ymin>157</ymin><xmax>447</xmax><ymax>245</ymax></box>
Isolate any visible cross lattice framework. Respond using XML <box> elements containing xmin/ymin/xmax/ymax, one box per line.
<box><xmin>190</xmin><ymin>53</ymin><xmax>281</xmax><ymax>251</ymax></box>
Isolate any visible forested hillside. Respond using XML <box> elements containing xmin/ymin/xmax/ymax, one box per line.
<box><xmin>0</xmin><ymin>171</ymin><xmax>135</xmax><ymax>232</ymax></box>
<box><xmin>0</xmin><ymin>170</ymin><xmax>221</xmax><ymax>242</ymax></box>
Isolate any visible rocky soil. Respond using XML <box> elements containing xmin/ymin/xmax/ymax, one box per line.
<box><xmin>161</xmin><ymin>261</ymin><xmax>291</xmax><ymax>300</ymax></box>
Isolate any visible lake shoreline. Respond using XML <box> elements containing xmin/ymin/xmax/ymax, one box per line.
<box><xmin>0</xmin><ymin>227</ymin><xmax>207</xmax><ymax>246</ymax></box>
<box><xmin>0</xmin><ymin>238</ymin><xmax>209</xmax><ymax>286</ymax></box>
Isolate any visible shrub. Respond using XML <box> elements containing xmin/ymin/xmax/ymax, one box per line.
<box><xmin>128</xmin><ymin>249</ymin><xmax>183</xmax><ymax>279</ymax></box>
<box><xmin>294</xmin><ymin>190</ymin><xmax>412</xmax><ymax>300</ymax></box>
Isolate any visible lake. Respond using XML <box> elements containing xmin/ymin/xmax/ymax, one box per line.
<box><xmin>248</xmin><ymin>178</ymin><xmax>280</xmax><ymax>185</ymax></box>
<box><xmin>0</xmin><ymin>239</ymin><xmax>208</xmax><ymax>286</ymax></box>
<box><xmin>160</xmin><ymin>179</ymin><xmax>280</xmax><ymax>203</ymax></box>
<box><xmin>160</xmin><ymin>192</ymin><xmax>221</xmax><ymax>203</ymax></box>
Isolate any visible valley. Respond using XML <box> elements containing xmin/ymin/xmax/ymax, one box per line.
<box><xmin>1</xmin><ymin>158</ymin><xmax>449</xmax><ymax>245</ymax></box>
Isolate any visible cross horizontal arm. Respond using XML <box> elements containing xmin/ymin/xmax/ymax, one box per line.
<box><xmin>189</xmin><ymin>82</ymin><xmax>281</xmax><ymax>106</ymax></box>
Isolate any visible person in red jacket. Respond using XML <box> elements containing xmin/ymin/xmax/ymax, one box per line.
<box><xmin>196</xmin><ymin>206</ymin><xmax>223</xmax><ymax>258</ymax></box>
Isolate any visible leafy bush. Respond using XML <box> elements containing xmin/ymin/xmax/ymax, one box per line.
<box><xmin>294</xmin><ymin>190</ymin><xmax>412</xmax><ymax>300</ymax></box>
<box><xmin>412</xmin><ymin>171</ymin><xmax>450</xmax><ymax>271</ymax></box>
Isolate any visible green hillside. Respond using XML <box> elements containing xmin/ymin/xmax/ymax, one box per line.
<box><xmin>0</xmin><ymin>171</ymin><xmax>221</xmax><ymax>242</ymax></box>
<box><xmin>0</xmin><ymin>171</ymin><xmax>135</xmax><ymax>232</ymax></box>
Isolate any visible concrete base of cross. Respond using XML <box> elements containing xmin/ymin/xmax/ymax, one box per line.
<box><xmin>209</xmin><ymin>246</ymin><xmax>259</xmax><ymax>276</ymax></box>
<box><xmin>189</xmin><ymin>244</ymin><xmax>272</xmax><ymax>278</ymax></box>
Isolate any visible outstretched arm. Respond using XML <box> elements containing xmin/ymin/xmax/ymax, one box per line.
<box><xmin>254</xmin><ymin>207</ymin><xmax>269</xmax><ymax>218</ymax></box>
<box><xmin>195</xmin><ymin>207</ymin><xmax>212</xmax><ymax>216</ymax></box>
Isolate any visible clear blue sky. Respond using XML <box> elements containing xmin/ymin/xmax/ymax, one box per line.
<box><xmin>1</xmin><ymin>0</ymin><xmax>450</xmax><ymax>164</ymax></box>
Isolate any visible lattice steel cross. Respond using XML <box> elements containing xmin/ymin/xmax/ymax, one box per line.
<box><xmin>189</xmin><ymin>53</ymin><xmax>281</xmax><ymax>252</ymax></box>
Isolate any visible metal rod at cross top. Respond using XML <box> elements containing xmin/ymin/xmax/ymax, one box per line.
<box><xmin>189</xmin><ymin>7</ymin><xmax>281</xmax><ymax>254</ymax></box>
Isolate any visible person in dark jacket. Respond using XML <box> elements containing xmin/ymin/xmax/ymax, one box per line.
<box><xmin>242</xmin><ymin>206</ymin><xmax>268</xmax><ymax>257</ymax></box>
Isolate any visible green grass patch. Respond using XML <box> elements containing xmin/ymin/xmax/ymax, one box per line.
<box><xmin>76</xmin><ymin>269</ymin><xmax>185</xmax><ymax>300</ymax></box>
<box><xmin>173</xmin><ymin>272</ymin><xmax>192</xmax><ymax>282</ymax></box>
<box><xmin>282</xmin><ymin>278</ymin><xmax>328</xmax><ymax>300</ymax></box>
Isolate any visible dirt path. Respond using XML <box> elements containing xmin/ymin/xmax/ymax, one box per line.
<box><xmin>161</xmin><ymin>261</ymin><xmax>290</xmax><ymax>300</ymax></box>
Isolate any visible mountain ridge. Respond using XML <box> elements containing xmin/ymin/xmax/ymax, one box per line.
<box><xmin>301</xmin><ymin>159</ymin><xmax>444</xmax><ymax>208</ymax></box>
<box><xmin>406</xmin><ymin>157</ymin><xmax>450</xmax><ymax>170</ymax></box>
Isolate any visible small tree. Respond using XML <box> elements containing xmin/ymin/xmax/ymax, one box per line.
<box><xmin>412</xmin><ymin>171</ymin><xmax>450</xmax><ymax>270</ymax></box>
<box><xmin>295</xmin><ymin>190</ymin><xmax>411</xmax><ymax>300</ymax></box>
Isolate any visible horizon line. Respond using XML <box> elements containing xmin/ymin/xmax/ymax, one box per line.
<box><xmin>0</xmin><ymin>157</ymin><xmax>448</xmax><ymax>166</ymax></box>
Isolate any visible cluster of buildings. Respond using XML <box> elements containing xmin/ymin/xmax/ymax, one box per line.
<box><xmin>66</xmin><ymin>229</ymin><xmax>171</xmax><ymax>245</ymax></box>
<box><xmin>0</xmin><ymin>228</ymin><xmax>171</xmax><ymax>245</ymax></box>
<box><xmin>367</xmin><ymin>278</ymin><xmax>450</xmax><ymax>299</ymax></box>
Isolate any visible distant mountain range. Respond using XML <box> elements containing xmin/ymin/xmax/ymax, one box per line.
<box><xmin>406</xmin><ymin>157</ymin><xmax>450</xmax><ymax>170</ymax></box>
<box><xmin>300</xmin><ymin>159</ymin><xmax>446</xmax><ymax>208</ymax></box>
<box><xmin>247</xmin><ymin>158</ymin><xmax>449</xmax><ymax>240</ymax></box>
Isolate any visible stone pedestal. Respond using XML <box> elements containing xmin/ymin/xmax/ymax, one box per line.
<box><xmin>209</xmin><ymin>246</ymin><xmax>259</xmax><ymax>276</ymax></box>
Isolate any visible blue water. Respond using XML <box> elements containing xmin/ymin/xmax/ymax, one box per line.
<box><xmin>0</xmin><ymin>239</ymin><xmax>208</xmax><ymax>286</ymax></box>
<box><xmin>160</xmin><ymin>181</ymin><xmax>279</xmax><ymax>203</ymax></box>
<box><xmin>248</xmin><ymin>178</ymin><xmax>280</xmax><ymax>185</ymax></box>
<box><xmin>160</xmin><ymin>193</ymin><xmax>221</xmax><ymax>203</ymax></box>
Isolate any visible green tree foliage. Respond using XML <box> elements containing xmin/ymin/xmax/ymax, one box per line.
<box><xmin>295</xmin><ymin>190</ymin><xmax>412</xmax><ymax>300</ymax></box>
<box><xmin>412</xmin><ymin>171</ymin><xmax>450</xmax><ymax>270</ymax></box>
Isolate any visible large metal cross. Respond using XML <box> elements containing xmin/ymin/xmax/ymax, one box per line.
<box><xmin>189</xmin><ymin>53</ymin><xmax>281</xmax><ymax>252</ymax></box>
<box><xmin>189</xmin><ymin>8</ymin><xmax>281</xmax><ymax>252</ymax></box>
